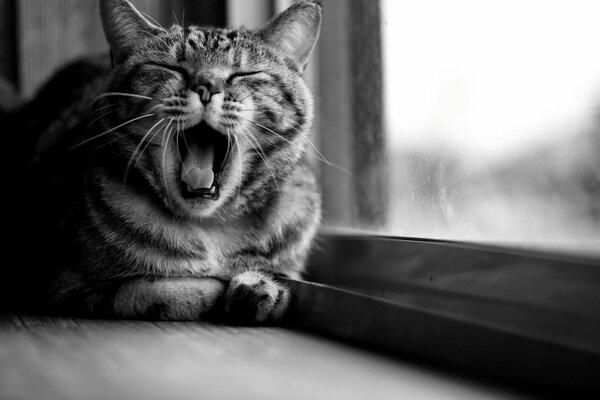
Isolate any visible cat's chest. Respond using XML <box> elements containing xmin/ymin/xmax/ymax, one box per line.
<box><xmin>179</xmin><ymin>222</ymin><xmax>265</xmax><ymax>278</ymax></box>
<box><xmin>93</xmin><ymin>174</ymin><xmax>267</xmax><ymax>277</ymax></box>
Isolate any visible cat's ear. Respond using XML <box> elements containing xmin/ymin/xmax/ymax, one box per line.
<box><xmin>99</xmin><ymin>0</ymin><xmax>164</xmax><ymax>64</ymax></box>
<box><xmin>256</xmin><ymin>0</ymin><xmax>322</xmax><ymax>73</ymax></box>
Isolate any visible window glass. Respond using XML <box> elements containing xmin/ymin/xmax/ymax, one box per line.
<box><xmin>381</xmin><ymin>0</ymin><xmax>600</xmax><ymax>255</ymax></box>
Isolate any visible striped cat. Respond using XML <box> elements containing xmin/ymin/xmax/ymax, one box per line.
<box><xmin>5</xmin><ymin>0</ymin><xmax>322</xmax><ymax>323</ymax></box>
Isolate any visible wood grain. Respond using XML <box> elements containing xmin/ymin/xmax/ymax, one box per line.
<box><xmin>0</xmin><ymin>314</ymin><xmax>516</xmax><ymax>400</ymax></box>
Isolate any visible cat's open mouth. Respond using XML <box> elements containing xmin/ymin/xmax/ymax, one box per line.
<box><xmin>178</xmin><ymin>122</ymin><xmax>231</xmax><ymax>200</ymax></box>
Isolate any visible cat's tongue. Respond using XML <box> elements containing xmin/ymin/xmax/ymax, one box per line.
<box><xmin>181</xmin><ymin>135</ymin><xmax>215</xmax><ymax>191</ymax></box>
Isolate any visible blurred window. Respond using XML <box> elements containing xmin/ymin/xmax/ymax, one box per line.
<box><xmin>320</xmin><ymin>0</ymin><xmax>600</xmax><ymax>257</ymax></box>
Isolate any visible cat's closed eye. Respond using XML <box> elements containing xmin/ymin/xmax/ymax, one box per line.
<box><xmin>227</xmin><ymin>71</ymin><xmax>268</xmax><ymax>84</ymax></box>
<box><xmin>146</xmin><ymin>62</ymin><xmax>189</xmax><ymax>78</ymax></box>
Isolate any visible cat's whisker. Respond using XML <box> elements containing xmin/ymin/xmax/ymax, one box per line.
<box><xmin>237</xmin><ymin>121</ymin><xmax>298</xmax><ymax>166</ymax></box>
<box><xmin>237</xmin><ymin>115</ymin><xmax>319</xmax><ymax>163</ymax></box>
<box><xmin>174</xmin><ymin>116</ymin><xmax>185</xmax><ymax>163</ymax></box>
<box><xmin>180</xmin><ymin>121</ymin><xmax>192</xmax><ymax>155</ymax></box>
<box><xmin>86</xmin><ymin>108</ymin><xmax>120</xmax><ymax>127</ymax></box>
<box><xmin>235</xmin><ymin>88</ymin><xmax>258</xmax><ymax>103</ymax></box>
<box><xmin>226</xmin><ymin>128</ymin><xmax>243</xmax><ymax>200</ymax></box>
<box><xmin>70</xmin><ymin>113</ymin><xmax>155</xmax><ymax>150</ymax></box>
<box><xmin>263</xmin><ymin>136</ymin><xmax>299</xmax><ymax>165</ymax></box>
<box><xmin>286</xmin><ymin>122</ymin><xmax>351</xmax><ymax>174</ymax></box>
<box><xmin>166</xmin><ymin>117</ymin><xmax>176</xmax><ymax>133</ymax></box>
<box><xmin>139</xmin><ymin>29</ymin><xmax>172</xmax><ymax>49</ymax></box>
<box><xmin>132</xmin><ymin>119</ymin><xmax>168</xmax><ymax>168</ymax></box>
<box><xmin>92</xmin><ymin>136</ymin><xmax>123</xmax><ymax>153</ymax></box>
<box><xmin>238</xmin><ymin>127</ymin><xmax>280</xmax><ymax>194</ymax></box>
<box><xmin>123</xmin><ymin>117</ymin><xmax>166</xmax><ymax>183</ymax></box>
<box><xmin>161</xmin><ymin>125</ymin><xmax>176</xmax><ymax>204</ymax></box>
<box><xmin>139</xmin><ymin>11</ymin><xmax>166</xmax><ymax>30</ymax></box>
<box><xmin>93</xmin><ymin>92</ymin><xmax>154</xmax><ymax>103</ymax></box>
<box><xmin>147</xmin><ymin>104</ymin><xmax>164</xmax><ymax>114</ymax></box>
<box><xmin>175</xmin><ymin>133</ymin><xmax>183</xmax><ymax>164</ymax></box>
<box><xmin>89</xmin><ymin>103</ymin><xmax>117</xmax><ymax>116</ymax></box>
<box><xmin>250</xmin><ymin>118</ymin><xmax>352</xmax><ymax>176</ymax></box>
<box><xmin>144</xmin><ymin>50</ymin><xmax>176</xmax><ymax>59</ymax></box>
<box><xmin>171</xmin><ymin>8</ymin><xmax>185</xmax><ymax>29</ymax></box>
<box><xmin>236</xmin><ymin>116</ymin><xmax>303</xmax><ymax>166</ymax></box>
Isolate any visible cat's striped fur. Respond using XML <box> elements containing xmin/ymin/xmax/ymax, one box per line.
<box><xmin>5</xmin><ymin>0</ymin><xmax>322</xmax><ymax>323</ymax></box>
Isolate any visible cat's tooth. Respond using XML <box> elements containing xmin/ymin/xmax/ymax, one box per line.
<box><xmin>209</xmin><ymin>186</ymin><xmax>216</xmax><ymax>194</ymax></box>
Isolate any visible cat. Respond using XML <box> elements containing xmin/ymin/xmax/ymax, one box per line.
<box><xmin>2</xmin><ymin>0</ymin><xmax>322</xmax><ymax>323</ymax></box>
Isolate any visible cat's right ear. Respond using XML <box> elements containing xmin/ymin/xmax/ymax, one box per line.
<box><xmin>99</xmin><ymin>0</ymin><xmax>164</xmax><ymax>65</ymax></box>
<box><xmin>256</xmin><ymin>0</ymin><xmax>322</xmax><ymax>74</ymax></box>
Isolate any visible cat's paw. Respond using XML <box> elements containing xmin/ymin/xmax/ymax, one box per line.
<box><xmin>113</xmin><ymin>278</ymin><xmax>226</xmax><ymax>321</ymax></box>
<box><xmin>225</xmin><ymin>271</ymin><xmax>290</xmax><ymax>324</ymax></box>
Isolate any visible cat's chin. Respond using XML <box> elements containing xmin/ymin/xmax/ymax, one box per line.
<box><xmin>174</xmin><ymin>176</ymin><xmax>225</xmax><ymax>218</ymax></box>
<box><xmin>177</xmin><ymin>186</ymin><xmax>234</xmax><ymax>220</ymax></box>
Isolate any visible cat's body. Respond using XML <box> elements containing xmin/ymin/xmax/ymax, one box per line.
<box><xmin>3</xmin><ymin>0</ymin><xmax>322</xmax><ymax>323</ymax></box>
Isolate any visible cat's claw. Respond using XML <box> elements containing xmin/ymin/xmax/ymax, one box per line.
<box><xmin>225</xmin><ymin>271</ymin><xmax>290</xmax><ymax>323</ymax></box>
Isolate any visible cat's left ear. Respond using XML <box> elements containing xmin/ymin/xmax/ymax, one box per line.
<box><xmin>256</xmin><ymin>0</ymin><xmax>322</xmax><ymax>73</ymax></box>
<box><xmin>99</xmin><ymin>0</ymin><xmax>164</xmax><ymax>64</ymax></box>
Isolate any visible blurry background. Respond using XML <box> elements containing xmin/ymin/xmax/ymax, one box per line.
<box><xmin>0</xmin><ymin>0</ymin><xmax>598</xmax><ymax>257</ymax></box>
<box><xmin>381</xmin><ymin>0</ymin><xmax>600</xmax><ymax>255</ymax></box>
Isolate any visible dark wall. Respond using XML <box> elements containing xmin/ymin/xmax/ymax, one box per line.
<box><xmin>0</xmin><ymin>0</ymin><xmax>226</xmax><ymax>98</ymax></box>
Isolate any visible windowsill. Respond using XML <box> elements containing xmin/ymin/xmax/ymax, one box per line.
<box><xmin>0</xmin><ymin>313</ymin><xmax>523</xmax><ymax>400</ymax></box>
<box><xmin>1</xmin><ymin>233</ymin><xmax>597</xmax><ymax>398</ymax></box>
<box><xmin>284</xmin><ymin>231</ymin><xmax>600</xmax><ymax>397</ymax></box>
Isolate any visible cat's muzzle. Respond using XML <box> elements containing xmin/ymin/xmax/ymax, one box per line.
<box><xmin>179</xmin><ymin>122</ymin><xmax>231</xmax><ymax>200</ymax></box>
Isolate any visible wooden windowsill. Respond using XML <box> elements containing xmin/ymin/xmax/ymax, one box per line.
<box><xmin>283</xmin><ymin>232</ymin><xmax>600</xmax><ymax>397</ymax></box>
<box><xmin>1</xmin><ymin>313</ymin><xmax>524</xmax><ymax>400</ymax></box>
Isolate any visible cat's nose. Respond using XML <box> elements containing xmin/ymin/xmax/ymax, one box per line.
<box><xmin>198</xmin><ymin>85</ymin><xmax>213</xmax><ymax>104</ymax></box>
<box><xmin>193</xmin><ymin>77</ymin><xmax>224</xmax><ymax>104</ymax></box>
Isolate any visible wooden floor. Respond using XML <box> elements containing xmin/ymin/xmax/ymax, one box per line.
<box><xmin>0</xmin><ymin>314</ymin><xmax>526</xmax><ymax>400</ymax></box>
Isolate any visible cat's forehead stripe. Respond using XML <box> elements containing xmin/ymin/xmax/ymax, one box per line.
<box><xmin>232</xmin><ymin>48</ymin><xmax>244</xmax><ymax>69</ymax></box>
<box><xmin>175</xmin><ymin>26</ymin><xmax>263</xmax><ymax>69</ymax></box>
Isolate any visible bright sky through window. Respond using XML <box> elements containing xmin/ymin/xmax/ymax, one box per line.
<box><xmin>382</xmin><ymin>0</ymin><xmax>600</xmax><ymax>163</ymax></box>
<box><xmin>381</xmin><ymin>0</ymin><xmax>600</xmax><ymax>255</ymax></box>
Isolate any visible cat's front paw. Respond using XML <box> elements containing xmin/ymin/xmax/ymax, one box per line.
<box><xmin>225</xmin><ymin>271</ymin><xmax>290</xmax><ymax>324</ymax></box>
<box><xmin>112</xmin><ymin>278</ymin><xmax>225</xmax><ymax>321</ymax></box>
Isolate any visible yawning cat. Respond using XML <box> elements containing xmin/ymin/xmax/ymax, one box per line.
<box><xmin>4</xmin><ymin>0</ymin><xmax>322</xmax><ymax>323</ymax></box>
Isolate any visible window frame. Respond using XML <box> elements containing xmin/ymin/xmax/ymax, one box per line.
<box><xmin>317</xmin><ymin>0</ymin><xmax>388</xmax><ymax>229</ymax></box>
<box><xmin>284</xmin><ymin>231</ymin><xmax>600</xmax><ymax>397</ymax></box>
<box><xmin>307</xmin><ymin>2</ymin><xmax>600</xmax><ymax>394</ymax></box>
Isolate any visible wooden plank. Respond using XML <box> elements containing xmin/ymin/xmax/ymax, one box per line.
<box><xmin>0</xmin><ymin>314</ymin><xmax>514</xmax><ymax>400</ymax></box>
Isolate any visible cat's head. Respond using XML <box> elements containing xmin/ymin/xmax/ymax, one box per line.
<box><xmin>96</xmin><ymin>0</ymin><xmax>321</xmax><ymax>219</ymax></box>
